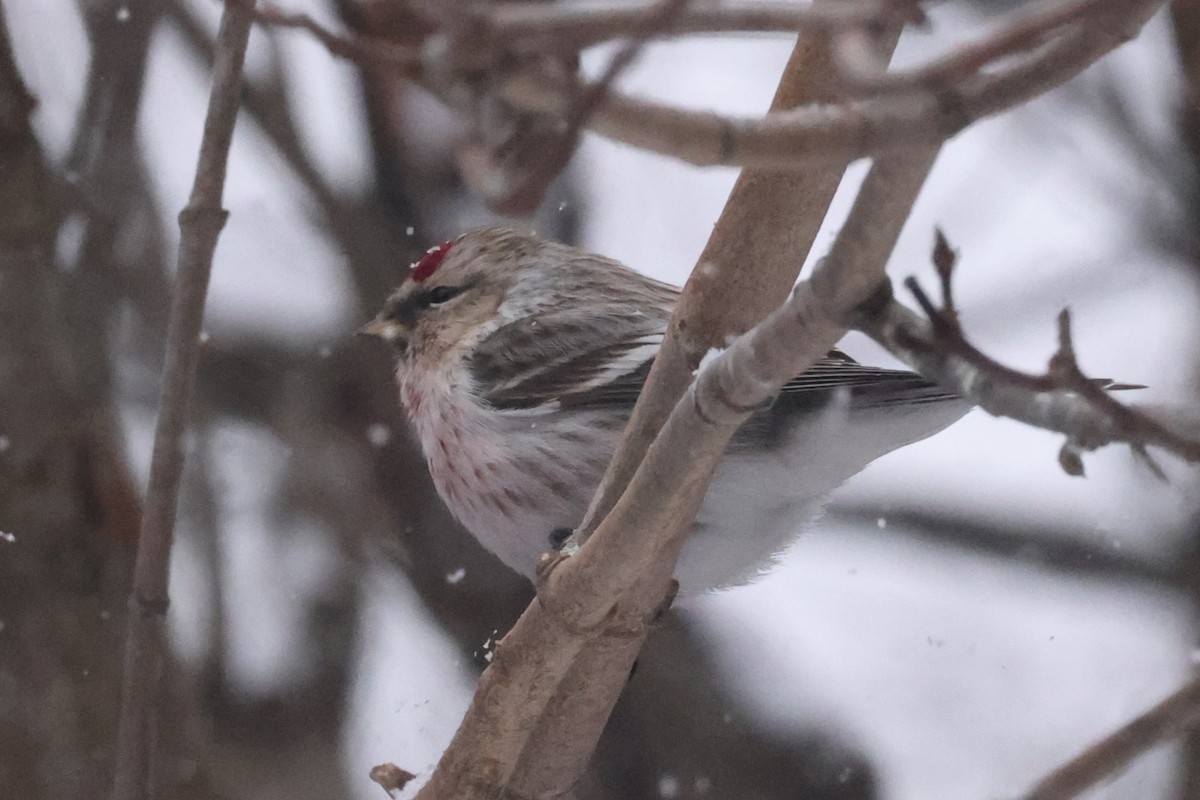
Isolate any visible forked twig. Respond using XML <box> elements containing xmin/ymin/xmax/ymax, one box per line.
<box><xmin>856</xmin><ymin>230</ymin><xmax>1200</xmax><ymax>478</ymax></box>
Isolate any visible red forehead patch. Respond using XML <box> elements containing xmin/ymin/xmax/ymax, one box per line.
<box><xmin>410</xmin><ymin>240</ymin><xmax>454</xmax><ymax>283</ymax></box>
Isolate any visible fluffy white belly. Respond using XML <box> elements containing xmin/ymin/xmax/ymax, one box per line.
<box><xmin>408</xmin><ymin>374</ymin><xmax>969</xmax><ymax>594</ymax></box>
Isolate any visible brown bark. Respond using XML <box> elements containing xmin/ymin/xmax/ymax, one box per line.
<box><xmin>0</xmin><ymin>7</ymin><xmax>138</xmax><ymax>797</ymax></box>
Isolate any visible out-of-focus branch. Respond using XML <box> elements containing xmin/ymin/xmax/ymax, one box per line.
<box><xmin>854</xmin><ymin>233</ymin><xmax>1200</xmax><ymax>475</ymax></box>
<box><xmin>0</xmin><ymin>5</ymin><xmax>140</xmax><ymax>796</ymax></box>
<box><xmin>67</xmin><ymin>0</ymin><xmax>166</xmax><ymax>342</ymax></box>
<box><xmin>1019</xmin><ymin>676</ymin><xmax>1200</xmax><ymax>800</ymax></box>
<box><xmin>243</xmin><ymin>1</ymin><xmax>420</xmax><ymax>70</ymax></box>
<box><xmin>62</xmin><ymin>0</ymin><xmax>163</xmax><ymax>533</ymax></box>
<box><xmin>243</xmin><ymin>0</ymin><xmax>1159</xmax><ymax>210</ymax></box>
<box><xmin>829</xmin><ymin>505</ymin><xmax>1183</xmax><ymax>586</ymax></box>
<box><xmin>485</xmin><ymin>0</ymin><xmax>923</xmax><ymax>54</ymax></box>
<box><xmin>242</xmin><ymin>0</ymin><xmax>911</xmax><ymax>63</ymax></box>
<box><xmin>1171</xmin><ymin>0</ymin><xmax>1200</xmax><ymax>166</ymax></box>
<box><xmin>110</xmin><ymin>4</ymin><xmax>256</xmax><ymax>799</ymax></box>
<box><xmin>838</xmin><ymin>0</ymin><xmax>1104</xmax><ymax>92</ymax></box>
<box><xmin>457</xmin><ymin>0</ymin><xmax>692</xmax><ymax>214</ymax></box>
<box><xmin>502</xmin><ymin>0</ymin><xmax>1161</xmax><ymax>168</ymax></box>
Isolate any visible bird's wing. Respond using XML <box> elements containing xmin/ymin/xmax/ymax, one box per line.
<box><xmin>467</xmin><ymin>307</ymin><xmax>668</xmax><ymax>411</ymax></box>
<box><xmin>470</xmin><ymin>310</ymin><xmax>957</xmax><ymax>413</ymax></box>
<box><xmin>774</xmin><ymin>354</ymin><xmax>959</xmax><ymax>410</ymax></box>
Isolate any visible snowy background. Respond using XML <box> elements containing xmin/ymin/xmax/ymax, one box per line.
<box><xmin>8</xmin><ymin>0</ymin><xmax>1200</xmax><ymax>798</ymax></box>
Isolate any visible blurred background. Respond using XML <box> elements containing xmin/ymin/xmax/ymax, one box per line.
<box><xmin>4</xmin><ymin>0</ymin><xmax>1200</xmax><ymax>798</ymax></box>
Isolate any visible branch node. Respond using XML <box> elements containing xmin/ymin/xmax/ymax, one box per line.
<box><xmin>132</xmin><ymin>591</ymin><xmax>171</xmax><ymax>618</ymax></box>
<box><xmin>931</xmin><ymin>226</ymin><xmax>957</xmax><ymax>315</ymax></box>
<box><xmin>177</xmin><ymin>205</ymin><xmax>230</xmax><ymax>233</ymax></box>
<box><xmin>843</xmin><ymin>277</ymin><xmax>895</xmax><ymax>328</ymax></box>
<box><xmin>1048</xmin><ymin>307</ymin><xmax>1081</xmax><ymax>382</ymax></box>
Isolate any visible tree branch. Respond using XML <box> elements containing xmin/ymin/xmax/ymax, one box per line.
<box><xmin>837</xmin><ymin>0</ymin><xmax>1105</xmax><ymax>92</ymax></box>
<box><xmin>109</xmin><ymin>3</ymin><xmax>255</xmax><ymax>799</ymax></box>
<box><xmin>501</xmin><ymin>0</ymin><xmax>1162</xmax><ymax>167</ymax></box>
<box><xmin>456</xmin><ymin>0</ymin><xmax>693</xmax><ymax>215</ymax></box>
<box><xmin>853</xmin><ymin>235</ymin><xmax>1200</xmax><ymax>475</ymax></box>
<box><xmin>485</xmin><ymin>0</ymin><xmax>923</xmax><ymax>53</ymax></box>
<box><xmin>1020</xmin><ymin>676</ymin><xmax>1200</xmax><ymax>800</ymax></box>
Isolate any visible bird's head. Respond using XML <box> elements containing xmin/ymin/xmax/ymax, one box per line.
<box><xmin>361</xmin><ymin>227</ymin><xmax>673</xmax><ymax>373</ymax></box>
<box><xmin>357</xmin><ymin>225</ymin><xmax>686</xmax><ymax>393</ymax></box>
<box><xmin>358</xmin><ymin>228</ymin><xmax>534</xmax><ymax>365</ymax></box>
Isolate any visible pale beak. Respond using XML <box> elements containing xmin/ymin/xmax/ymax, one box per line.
<box><xmin>357</xmin><ymin>318</ymin><xmax>406</xmax><ymax>342</ymax></box>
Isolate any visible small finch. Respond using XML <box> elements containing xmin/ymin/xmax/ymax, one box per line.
<box><xmin>362</xmin><ymin>227</ymin><xmax>969</xmax><ymax>593</ymax></box>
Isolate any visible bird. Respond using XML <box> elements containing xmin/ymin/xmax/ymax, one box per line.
<box><xmin>360</xmin><ymin>227</ymin><xmax>970</xmax><ymax>593</ymax></box>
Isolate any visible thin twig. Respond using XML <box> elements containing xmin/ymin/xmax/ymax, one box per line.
<box><xmin>109</xmin><ymin>3</ymin><xmax>256</xmax><ymax>799</ymax></box>
<box><xmin>853</xmin><ymin>234</ymin><xmax>1200</xmax><ymax>474</ymax></box>
<box><xmin>1021</xmin><ymin>676</ymin><xmax>1200</xmax><ymax>800</ymax></box>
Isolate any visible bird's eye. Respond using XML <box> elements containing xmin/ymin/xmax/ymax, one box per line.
<box><xmin>426</xmin><ymin>285</ymin><xmax>463</xmax><ymax>305</ymax></box>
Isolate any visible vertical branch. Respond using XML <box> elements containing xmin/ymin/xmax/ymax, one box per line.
<box><xmin>0</xmin><ymin>5</ymin><xmax>140</xmax><ymax>797</ymax></box>
<box><xmin>109</xmin><ymin>3</ymin><xmax>256</xmax><ymax>799</ymax></box>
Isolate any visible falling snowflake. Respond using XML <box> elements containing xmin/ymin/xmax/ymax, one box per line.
<box><xmin>367</xmin><ymin>424</ymin><xmax>392</xmax><ymax>447</ymax></box>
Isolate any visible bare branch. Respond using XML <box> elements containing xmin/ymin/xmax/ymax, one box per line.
<box><xmin>838</xmin><ymin>0</ymin><xmax>1105</xmax><ymax>92</ymax></box>
<box><xmin>457</xmin><ymin>0</ymin><xmax>693</xmax><ymax>214</ymax></box>
<box><xmin>233</xmin><ymin>0</ymin><xmax>420</xmax><ymax>71</ymax></box>
<box><xmin>488</xmin><ymin>0</ymin><xmax>924</xmax><ymax>53</ymax></box>
<box><xmin>502</xmin><ymin>0</ymin><xmax>1162</xmax><ymax>167</ymax></box>
<box><xmin>852</xmin><ymin>244</ymin><xmax>1200</xmax><ymax>473</ymax></box>
<box><xmin>1020</xmin><ymin>676</ymin><xmax>1200</xmax><ymax>800</ymax></box>
<box><xmin>110</xmin><ymin>3</ymin><xmax>256</xmax><ymax>799</ymax></box>
<box><xmin>827</xmin><ymin>505</ymin><xmax>1183</xmax><ymax>585</ymax></box>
